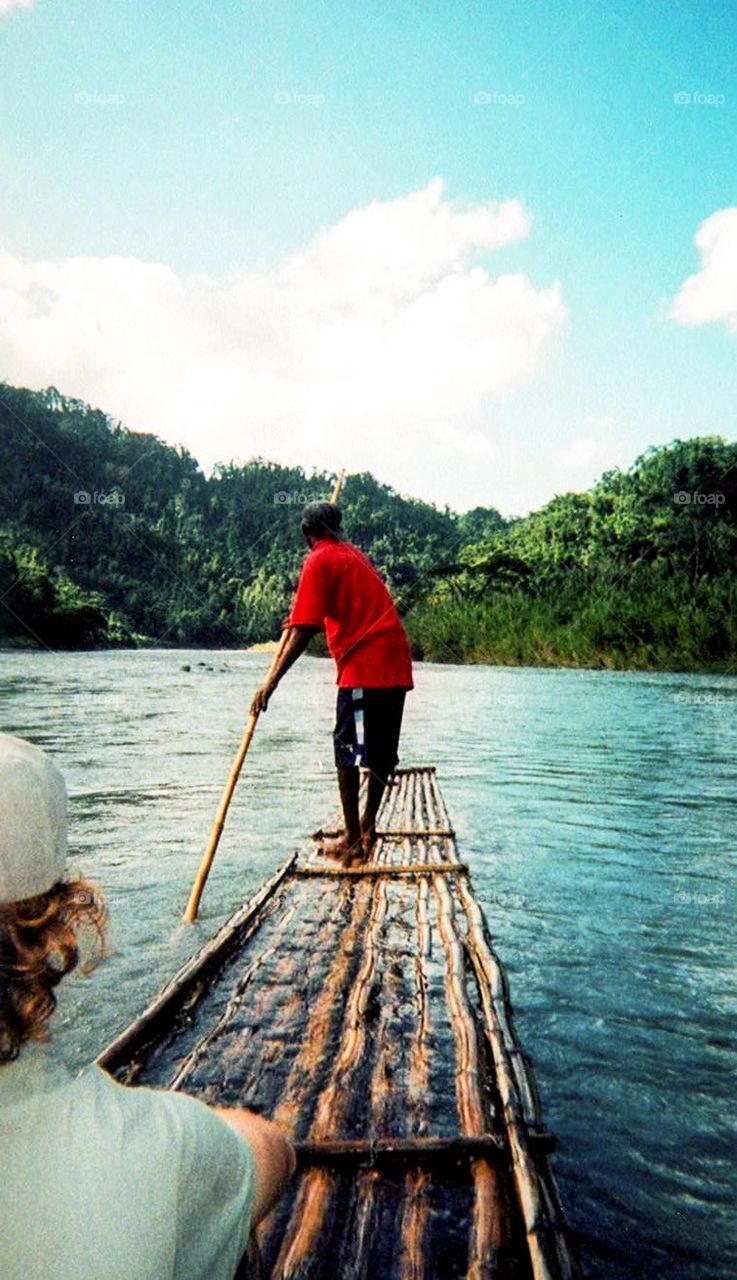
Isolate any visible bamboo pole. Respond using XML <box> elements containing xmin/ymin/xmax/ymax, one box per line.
<box><xmin>293</xmin><ymin>1134</ymin><xmax>503</xmax><ymax>1165</ymax></box>
<box><xmin>182</xmin><ymin>469</ymin><xmax>345</xmax><ymax>923</ymax></box>
<box><xmin>292</xmin><ymin>1132</ymin><xmax>551</xmax><ymax>1164</ymax></box>
<box><xmin>343</xmin><ymin>843</ymin><xmax>414</xmax><ymax>1273</ymax></box>
<box><xmin>398</xmin><ymin>820</ymin><xmax>432</xmax><ymax>1280</ymax></box>
<box><xmin>432</xmin><ymin>870</ymin><xmax>509</xmax><ymax>1279</ymax></box>
<box><xmin>270</xmin><ymin>881</ymin><xmax>390</xmax><ymax>1276</ymax></box>
<box><xmin>182</xmin><ymin>714</ymin><xmax>264</xmax><ymax>923</ymax></box>
<box><xmin>294</xmin><ymin>861</ymin><xmax>468</xmax><ymax>878</ymax></box>
<box><xmin>269</xmin><ymin>883</ymin><xmax>374</xmax><ymax>1136</ymax></box>
<box><xmin>314</xmin><ymin>827</ymin><xmax>455</xmax><ymax>839</ymax></box>
<box><xmin>458</xmin><ymin>879</ymin><xmax>569</xmax><ymax>1280</ymax></box>
<box><xmin>268</xmin><ymin>780</ymin><xmax>408</xmax><ymax>1272</ymax></box>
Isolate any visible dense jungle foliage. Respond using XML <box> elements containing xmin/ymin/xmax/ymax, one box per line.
<box><xmin>1</xmin><ymin>383</ymin><xmax>735</xmax><ymax>669</ymax></box>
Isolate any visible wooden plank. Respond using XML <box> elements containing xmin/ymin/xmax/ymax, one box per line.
<box><xmin>457</xmin><ymin>878</ymin><xmax>577</xmax><ymax>1280</ymax></box>
<box><xmin>399</xmin><ymin>830</ymin><xmax>432</xmax><ymax>1280</ymax></box>
<box><xmin>267</xmin><ymin>881</ymin><xmax>375</xmax><ymax>1136</ymax></box>
<box><xmin>294</xmin><ymin>1135</ymin><xmax>506</xmax><ymax>1167</ymax></box>
<box><xmin>287</xmin><ymin>1131</ymin><xmax>554</xmax><ymax>1164</ymax></box>
<box><xmin>295</xmin><ymin>862</ymin><xmax>469</xmax><ymax>878</ymax></box>
<box><xmin>269</xmin><ymin>880</ymin><xmax>391</xmax><ymax>1276</ymax></box>
<box><xmin>433</xmin><ymin>873</ymin><xmax>509</xmax><ymax>1279</ymax></box>
<box><xmin>313</xmin><ymin>828</ymin><xmax>455</xmax><ymax>839</ymax></box>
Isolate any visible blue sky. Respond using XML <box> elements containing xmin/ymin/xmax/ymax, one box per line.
<box><xmin>1</xmin><ymin>0</ymin><xmax>736</xmax><ymax>514</ymax></box>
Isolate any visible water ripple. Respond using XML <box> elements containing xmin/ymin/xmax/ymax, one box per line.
<box><xmin>0</xmin><ymin>652</ymin><xmax>735</xmax><ymax>1279</ymax></box>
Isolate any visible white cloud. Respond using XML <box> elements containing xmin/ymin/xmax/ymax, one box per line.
<box><xmin>0</xmin><ymin>179</ymin><xmax>565</xmax><ymax>502</ymax></box>
<box><xmin>668</xmin><ymin>207</ymin><xmax>737</xmax><ymax>330</ymax></box>
<box><xmin>0</xmin><ymin>0</ymin><xmax>34</xmax><ymax>14</ymax></box>
<box><xmin>553</xmin><ymin>421</ymin><xmax>623</xmax><ymax>478</ymax></box>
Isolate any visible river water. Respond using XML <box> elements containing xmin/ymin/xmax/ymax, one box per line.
<box><xmin>1</xmin><ymin>650</ymin><xmax>734</xmax><ymax>1279</ymax></box>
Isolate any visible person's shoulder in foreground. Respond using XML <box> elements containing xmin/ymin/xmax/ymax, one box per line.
<box><xmin>0</xmin><ymin>732</ymin><xmax>295</xmax><ymax>1280</ymax></box>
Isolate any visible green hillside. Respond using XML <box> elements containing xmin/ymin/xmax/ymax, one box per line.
<box><xmin>1</xmin><ymin>382</ymin><xmax>735</xmax><ymax>670</ymax></box>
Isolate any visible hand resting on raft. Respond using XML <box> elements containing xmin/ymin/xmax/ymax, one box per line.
<box><xmin>213</xmin><ymin>1107</ymin><xmax>296</xmax><ymax>1225</ymax></box>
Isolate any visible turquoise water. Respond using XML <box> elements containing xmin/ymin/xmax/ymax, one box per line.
<box><xmin>1</xmin><ymin>650</ymin><xmax>735</xmax><ymax>1279</ymax></box>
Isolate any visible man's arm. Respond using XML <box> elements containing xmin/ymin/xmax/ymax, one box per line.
<box><xmin>249</xmin><ymin>625</ymin><xmax>320</xmax><ymax>716</ymax></box>
<box><xmin>213</xmin><ymin>1106</ymin><xmax>296</xmax><ymax>1225</ymax></box>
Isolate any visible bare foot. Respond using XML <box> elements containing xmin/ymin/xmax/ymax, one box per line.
<box><xmin>319</xmin><ymin>833</ymin><xmax>363</xmax><ymax>863</ymax></box>
<box><xmin>360</xmin><ymin>827</ymin><xmax>377</xmax><ymax>860</ymax></box>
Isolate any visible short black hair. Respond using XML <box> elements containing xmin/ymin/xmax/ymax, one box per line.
<box><xmin>301</xmin><ymin>501</ymin><xmax>342</xmax><ymax>538</ymax></box>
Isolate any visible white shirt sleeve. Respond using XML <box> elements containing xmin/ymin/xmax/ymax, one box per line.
<box><xmin>159</xmin><ymin>1090</ymin><xmax>257</xmax><ymax>1280</ymax></box>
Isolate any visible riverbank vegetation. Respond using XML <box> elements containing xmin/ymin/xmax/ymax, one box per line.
<box><xmin>1</xmin><ymin>383</ymin><xmax>735</xmax><ymax>670</ymax></box>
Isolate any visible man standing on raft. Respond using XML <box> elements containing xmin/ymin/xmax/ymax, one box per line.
<box><xmin>250</xmin><ymin>501</ymin><xmax>413</xmax><ymax>864</ymax></box>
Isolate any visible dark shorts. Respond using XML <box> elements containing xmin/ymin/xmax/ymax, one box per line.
<box><xmin>333</xmin><ymin>687</ymin><xmax>407</xmax><ymax>783</ymax></box>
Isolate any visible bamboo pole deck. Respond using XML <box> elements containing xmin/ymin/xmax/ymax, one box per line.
<box><xmin>98</xmin><ymin>768</ymin><xmax>580</xmax><ymax>1280</ymax></box>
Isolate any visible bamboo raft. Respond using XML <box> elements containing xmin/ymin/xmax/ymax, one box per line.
<box><xmin>98</xmin><ymin>767</ymin><xmax>579</xmax><ymax>1280</ymax></box>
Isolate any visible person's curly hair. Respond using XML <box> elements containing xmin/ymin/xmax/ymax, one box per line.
<box><xmin>0</xmin><ymin>878</ymin><xmax>107</xmax><ymax>1065</ymax></box>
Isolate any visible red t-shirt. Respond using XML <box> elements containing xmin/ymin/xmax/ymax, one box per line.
<box><xmin>289</xmin><ymin>538</ymin><xmax>414</xmax><ymax>689</ymax></box>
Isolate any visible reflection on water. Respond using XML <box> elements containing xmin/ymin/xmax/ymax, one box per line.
<box><xmin>1</xmin><ymin>650</ymin><xmax>735</xmax><ymax>1279</ymax></box>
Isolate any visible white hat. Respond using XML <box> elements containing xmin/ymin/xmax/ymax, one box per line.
<box><xmin>0</xmin><ymin>734</ymin><xmax>68</xmax><ymax>905</ymax></box>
